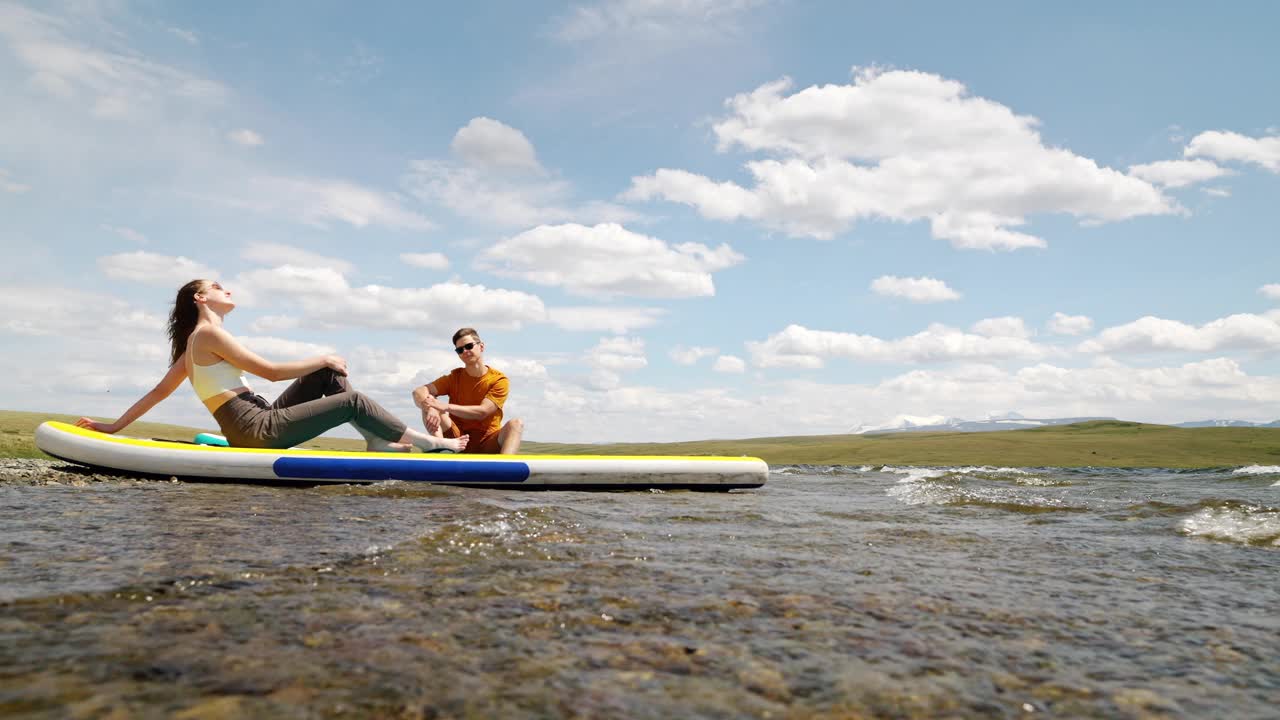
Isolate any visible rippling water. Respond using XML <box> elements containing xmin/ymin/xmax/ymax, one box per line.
<box><xmin>2</xmin><ymin>462</ymin><xmax>1278</xmax><ymax>718</ymax></box>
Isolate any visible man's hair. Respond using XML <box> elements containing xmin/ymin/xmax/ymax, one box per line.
<box><xmin>452</xmin><ymin>327</ymin><xmax>480</xmax><ymax>345</ymax></box>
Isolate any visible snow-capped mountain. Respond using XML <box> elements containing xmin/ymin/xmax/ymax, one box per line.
<box><xmin>849</xmin><ymin>412</ymin><xmax>1114</xmax><ymax>435</ymax></box>
<box><xmin>1175</xmin><ymin>419</ymin><xmax>1280</xmax><ymax>428</ymax></box>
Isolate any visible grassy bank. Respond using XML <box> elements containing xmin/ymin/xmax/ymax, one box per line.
<box><xmin>6</xmin><ymin>410</ymin><xmax>1280</xmax><ymax>468</ymax></box>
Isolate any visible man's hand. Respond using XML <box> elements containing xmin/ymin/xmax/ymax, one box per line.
<box><xmin>424</xmin><ymin>407</ymin><xmax>441</xmax><ymax>433</ymax></box>
<box><xmin>421</xmin><ymin>395</ymin><xmax>448</xmax><ymax>414</ymax></box>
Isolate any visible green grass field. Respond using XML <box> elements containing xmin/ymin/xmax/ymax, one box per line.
<box><xmin>6</xmin><ymin>409</ymin><xmax>1279</xmax><ymax>468</ymax></box>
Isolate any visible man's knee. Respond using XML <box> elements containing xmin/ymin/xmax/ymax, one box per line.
<box><xmin>504</xmin><ymin>418</ymin><xmax>524</xmax><ymax>435</ymax></box>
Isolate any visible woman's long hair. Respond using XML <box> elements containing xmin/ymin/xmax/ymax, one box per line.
<box><xmin>167</xmin><ymin>280</ymin><xmax>206</xmax><ymax>366</ymax></box>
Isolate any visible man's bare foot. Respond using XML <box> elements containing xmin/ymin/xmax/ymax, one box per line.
<box><xmin>442</xmin><ymin>434</ymin><xmax>469</xmax><ymax>453</ymax></box>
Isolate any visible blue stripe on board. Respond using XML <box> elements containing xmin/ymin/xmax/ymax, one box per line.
<box><xmin>273</xmin><ymin>457</ymin><xmax>531</xmax><ymax>483</ymax></box>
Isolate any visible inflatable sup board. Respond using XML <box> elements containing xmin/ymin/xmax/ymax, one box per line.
<box><xmin>34</xmin><ymin>421</ymin><xmax>768</xmax><ymax>490</ymax></box>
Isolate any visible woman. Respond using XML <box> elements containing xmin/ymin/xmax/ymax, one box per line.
<box><xmin>76</xmin><ymin>279</ymin><xmax>468</xmax><ymax>453</ymax></box>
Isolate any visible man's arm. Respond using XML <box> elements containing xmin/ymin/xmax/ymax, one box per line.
<box><xmin>433</xmin><ymin>398</ymin><xmax>497</xmax><ymax>421</ymax></box>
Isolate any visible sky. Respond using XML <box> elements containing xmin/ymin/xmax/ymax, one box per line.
<box><xmin>2</xmin><ymin>0</ymin><xmax>1279</xmax><ymax>442</ymax></box>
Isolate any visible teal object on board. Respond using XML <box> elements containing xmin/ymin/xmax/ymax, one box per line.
<box><xmin>194</xmin><ymin>432</ymin><xmax>230</xmax><ymax>447</ymax></box>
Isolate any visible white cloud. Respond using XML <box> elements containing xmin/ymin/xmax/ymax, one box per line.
<box><xmin>220</xmin><ymin>177</ymin><xmax>433</xmax><ymax>232</ymax></box>
<box><xmin>234</xmin><ymin>266</ymin><xmax>547</xmax><ymax>332</ymax></box>
<box><xmin>553</xmin><ymin>0</ymin><xmax>771</xmax><ymax>44</ymax></box>
<box><xmin>400</xmin><ymin>252</ymin><xmax>450</xmax><ymax>271</ymax></box>
<box><xmin>1202</xmin><ymin>187</ymin><xmax>1231</xmax><ymax>198</ymax></box>
<box><xmin>167</xmin><ymin>26</ymin><xmax>198</xmax><ymax>44</ymax></box>
<box><xmin>98</xmin><ymin>251</ymin><xmax>220</xmax><ymax>287</ymax></box>
<box><xmin>247</xmin><ymin>315</ymin><xmax>300</xmax><ymax>334</ymax></box>
<box><xmin>626</xmin><ymin>68</ymin><xmax>1175</xmax><ymax>249</ymax></box>
<box><xmin>241</xmin><ymin>242</ymin><xmax>355</xmax><ymax>275</ymax></box>
<box><xmin>1260</xmin><ymin>284</ymin><xmax>1280</xmax><ymax>301</ymax></box>
<box><xmin>1081</xmin><ymin>314</ymin><xmax>1280</xmax><ymax>354</ymax></box>
<box><xmin>669</xmin><ymin>345</ymin><xmax>717</xmax><ymax>365</ymax></box>
<box><xmin>871</xmin><ymin>275</ymin><xmax>960</xmax><ymax>303</ymax></box>
<box><xmin>971</xmin><ymin>316</ymin><xmax>1030</xmax><ymax>339</ymax></box>
<box><xmin>1048</xmin><ymin>312</ymin><xmax>1093</xmax><ymax>336</ymax></box>
<box><xmin>548</xmin><ymin>306</ymin><xmax>666</xmax><ymax>333</ymax></box>
<box><xmin>402</xmin><ymin>117</ymin><xmax>638</xmax><ymax>228</ymax></box>
<box><xmin>228</xmin><ymin>128</ymin><xmax>264</xmax><ymax>146</ymax></box>
<box><xmin>713</xmin><ymin>354</ymin><xmax>745</xmax><ymax>373</ymax></box>
<box><xmin>100</xmin><ymin>224</ymin><xmax>146</xmax><ymax>244</ymax></box>
<box><xmin>0</xmin><ymin>286</ymin><xmax>163</xmax><ymax>339</ymax></box>
<box><xmin>0</xmin><ymin>4</ymin><xmax>227</xmax><ymax>120</ymax></box>
<box><xmin>451</xmin><ymin>117</ymin><xmax>542</xmax><ymax>174</ymax></box>
<box><xmin>1185</xmin><ymin>131</ymin><xmax>1280</xmax><ymax>173</ymax></box>
<box><xmin>747</xmin><ymin>323</ymin><xmax>1049</xmax><ymax>368</ymax></box>
<box><xmin>403</xmin><ymin>161</ymin><xmax>637</xmax><ymax>229</ymax></box>
<box><xmin>1128</xmin><ymin>158</ymin><xmax>1231</xmax><ymax>188</ymax></box>
<box><xmin>477</xmin><ymin>223</ymin><xmax>744</xmax><ymax>298</ymax></box>
<box><xmin>240</xmin><ymin>335</ymin><xmax>335</xmax><ymax>360</ymax></box>
<box><xmin>0</xmin><ymin>169</ymin><xmax>30</xmax><ymax>193</ymax></box>
<box><xmin>589</xmin><ymin>335</ymin><xmax>647</xmax><ymax>371</ymax></box>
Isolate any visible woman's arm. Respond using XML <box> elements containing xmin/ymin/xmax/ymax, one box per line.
<box><xmin>203</xmin><ymin>326</ymin><xmax>346</xmax><ymax>382</ymax></box>
<box><xmin>75</xmin><ymin>356</ymin><xmax>189</xmax><ymax>434</ymax></box>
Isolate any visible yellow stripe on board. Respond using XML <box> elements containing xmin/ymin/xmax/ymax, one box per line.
<box><xmin>44</xmin><ymin>422</ymin><xmax>763</xmax><ymax>463</ymax></box>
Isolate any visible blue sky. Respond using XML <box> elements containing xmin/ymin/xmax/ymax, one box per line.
<box><xmin>2</xmin><ymin>0</ymin><xmax>1278</xmax><ymax>441</ymax></box>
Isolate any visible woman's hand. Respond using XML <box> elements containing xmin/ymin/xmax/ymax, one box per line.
<box><xmin>323</xmin><ymin>355</ymin><xmax>348</xmax><ymax>376</ymax></box>
<box><xmin>75</xmin><ymin>417</ymin><xmax>119</xmax><ymax>434</ymax></box>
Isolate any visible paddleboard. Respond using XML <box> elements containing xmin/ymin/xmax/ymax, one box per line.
<box><xmin>34</xmin><ymin>421</ymin><xmax>768</xmax><ymax>490</ymax></box>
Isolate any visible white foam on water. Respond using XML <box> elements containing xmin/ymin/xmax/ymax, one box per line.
<box><xmin>1233</xmin><ymin>465</ymin><xmax>1280</xmax><ymax>476</ymax></box>
<box><xmin>1180</xmin><ymin>506</ymin><xmax>1280</xmax><ymax>546</ymax></box>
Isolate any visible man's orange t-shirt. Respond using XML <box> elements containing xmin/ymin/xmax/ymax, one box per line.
<box><xmin>431</xmin><ymin>366</ymin><xmax>508</xmax><ymax>445</ymax></box>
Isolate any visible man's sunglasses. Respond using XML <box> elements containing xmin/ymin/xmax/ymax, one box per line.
<box><xmin>454</xmin><ymin>341</ymin><xmax>479</xmax><ymax>355</ymax></box>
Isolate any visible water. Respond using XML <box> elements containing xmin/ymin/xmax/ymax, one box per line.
<box><xmin>2</xmin><ymin>461</ymin><xmax>1278</xmax><ymax>718</ymax></box>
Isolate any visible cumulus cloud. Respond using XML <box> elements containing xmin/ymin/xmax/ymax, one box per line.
<box><xmin>98</xmin><ymin>251</ymin><xmax>220</xmax><ymax>286</ymax></box>
<box><xmin>228</xmin><ymin>128</ymin><xmax>264</xmax><ymax>146</ymax></box>
<box><xmin>669</xmin><ymin>345</ymin><xmax>718</xmax><ymax>365</ymax></box>
<box><xmin>400</xmin><ymin>252</ymin><xmax>450</xmax><ymax>271</ymax></box>
<box><xmin>1260</xmin><ymin>284</ymin><xmax>1280</xmax><ymax>301</ymax></box>
<box><xmin>971</xmin><ymin>316</ymin><xmax>1030</xmax><ymax>339</ymax></box>
<box><xmin>548</xmin><ymin>306</ymin><xmax>666</xmax><ymax>333</ymax></box>
<box><xmin>1128</xmin><ymin>158</ymin><xmax>1231</xmax><ymax>188</ymax></box>
<box><xmin>241</xmin><ymin>242</ymin><xmax>354</xmax><ymax>275</ymax></box>
<box><xmin>589</xmin><ymin>336</ymin><xmax>648</xmax><ymax>371</ymax></box>
<box><xmin>871</xmin><ymin>275</ymin><xmax>960</xmax><ymax>302</ymax></box>
<box><xmin>0</xmin><ymin>286</ymin><xmax>163</xmax><ymax>339</ymax></box>
<box><xmin>713</xmin><ymin>354</ymin><xmax>746</xmax><ymax>373</ymax></box>
<box><xmin>1081</xmin><ymin>313</ymin><xmax>1280</xmax><ymax>354</ymax></box>
<box><xmin>234</xmin><ymin>265</ymin><xmax>547</xmax><ymax>332</ymax></box>
<box><xmin>626</xmin><ymin>68</ymin><xmax>1175</xmax><ymax>249</ymax></box>
<box><xmin>1048</xmin><ymin>312</ymin><xmax>1093</xmax><ymax>336</ymax></box>
<box><xmin>1185</xmin><ymin>130</ymin><xmax>1280</xmax><ymax>173</ymax></box>
<box><xmin>747</xmin><ymin>323</ymin><xmax>1049</xmax><ymax>368</ymax></box>
<box><xmin>477</xmin><ymin>223</ymin><xmax>744</xmax><ymax>298</ymax></box>
<box><xmin>450</xmin><ymin>117</ymin><xmax>542</xmax><ymax>174</ymax></box>
<box><xmin>403</xmin><ymin>117</ymin><xmax>637</xmax><ymax>227</ymax></box>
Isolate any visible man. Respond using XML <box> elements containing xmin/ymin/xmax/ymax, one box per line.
<box><xmin>412</xmin><ymin>327</ymin><xmax>523</xmax><ymax>454</ymax></box>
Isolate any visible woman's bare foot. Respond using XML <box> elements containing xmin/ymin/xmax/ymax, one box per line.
<box><xmin>366</xmin><ymin>438</ymin><xmax>412</xmax><ymax>453</ymax></box>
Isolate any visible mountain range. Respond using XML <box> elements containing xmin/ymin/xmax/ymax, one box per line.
<box><xmin>849</xmin><ymin>413</ymin><xmax>1280</xmax><ymax>435</ymax></box>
